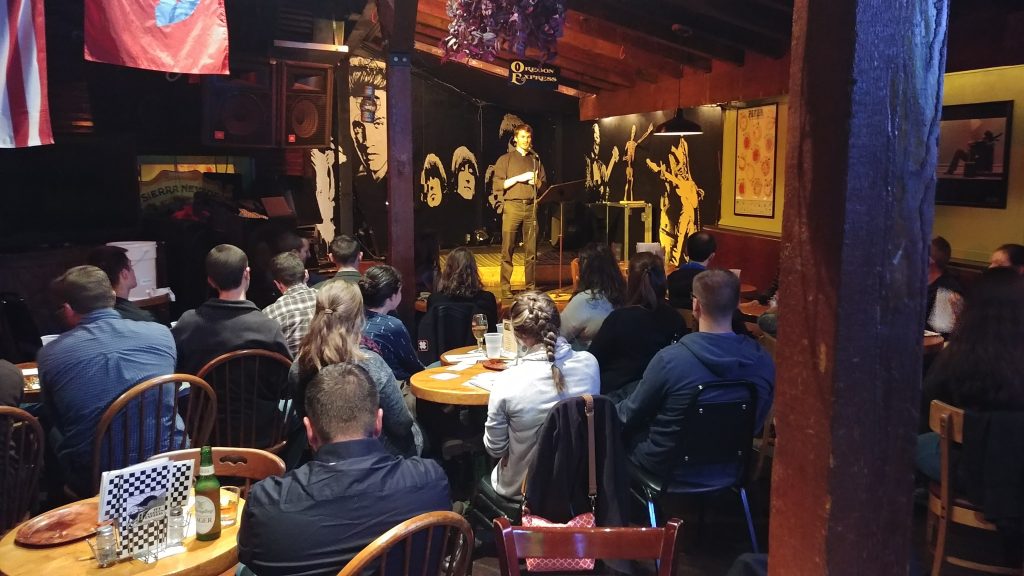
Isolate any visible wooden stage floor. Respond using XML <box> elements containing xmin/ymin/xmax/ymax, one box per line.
<box><xmin>440</xmin><ymin>244</ymin><xmax>577</xmax><ymax>291</ymax></box>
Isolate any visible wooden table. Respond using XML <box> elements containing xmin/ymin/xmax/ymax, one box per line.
<box><xmin>409</xmin><ymin>364</ymin><xmax>493</xmax><ymax>406</ymax></box>
<box><xmin>546</xmin><ymin>289</ymin><xmax>572</xmax><ymax>312</ymax></box>
<box><xmin>0</xmin><ymin>493</ymin><xmax>244</xmax><ymax>576</ymax></box>
<box><xmin>738</xmin><ymin>301</ymin><xmax>770</xmax><ymax>319</ymax></box>
<box><xmin>923</xmin><ymin>334</ymin><xmax>945</xmax><ymax>355</ymax></box>
<box><xmin>740</xmin><ymin>283</ymin><xmax>758</xmax><ymax>299</ymax></box>
<box><xmin>440</xmin><ymin>345</ymin><xmax>484</xmax><ymax>366</ymax></box>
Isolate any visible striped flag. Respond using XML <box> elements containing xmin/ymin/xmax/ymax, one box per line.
<box><xmin>1</xmin><ymin>0</ymin><xmax>53</xmax><ymax>148</ymax></box>
<box><xmin>84</xmin><ymin>0</ymin><xmax>229</xmax><ymax>75</ymax></box>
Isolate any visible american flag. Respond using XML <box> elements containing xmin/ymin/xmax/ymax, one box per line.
<box><xmin>0</xmin><ymin>0</ymin><xmax>52</xmax><ymax>148</ymax></box>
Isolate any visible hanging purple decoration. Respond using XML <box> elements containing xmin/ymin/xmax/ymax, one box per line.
<box><xmin>443</xmin><ymin>0</ymin><xmax>565</xmax><ymax>63</ymax></box>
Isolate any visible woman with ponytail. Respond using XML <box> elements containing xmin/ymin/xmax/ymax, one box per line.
<box><xmin>589</xmin><ymin>252</ymin><xmax>688</xmax><ymax>400</ymax></box>
<box><xmin>482</xmin><ymin>291</ymin><xmax>600</xmax><ymax>501</ymax></box>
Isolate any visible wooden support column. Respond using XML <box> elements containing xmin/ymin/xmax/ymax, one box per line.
<box><xmin>381</xmin><ymin>0</ymin><xmax>418</xmax><ymax>325</ymax></box>
<box><xmin>769</xmin><ymin>1</ymin><xmax>948</xmax><ymax>574</ymax></box>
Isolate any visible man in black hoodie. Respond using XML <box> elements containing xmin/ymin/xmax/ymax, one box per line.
<box><xmin>617</xmin><ymin>269</ymin><xmax>774</xmax><ymax>488</ymax></box>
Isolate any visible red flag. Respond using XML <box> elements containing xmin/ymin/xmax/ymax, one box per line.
<box><xmin>84</xmin><ymin>0</ymin><xmax>229</xmax><ymax>75</ymax></box>
<box><xmin>1</xmin><ymin>0</ymin><xmax>53</xmax><ymax>148</ymax></box>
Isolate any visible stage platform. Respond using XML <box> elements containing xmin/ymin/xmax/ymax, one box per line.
<box><xmin>440</xmin><ymin>244</ymin><xmax>577</xmax><ymax>291</ymax></box>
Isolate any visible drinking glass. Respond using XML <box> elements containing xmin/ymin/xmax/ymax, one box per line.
<box><xmin>220</xmin><ymin>486</ymin><xmax>241</xmax><ymax>527</ymax></box>
<box><xmin>471</xmin><ymin>314</ymin><xmax>488</xmax><ymax>352</ymax></box>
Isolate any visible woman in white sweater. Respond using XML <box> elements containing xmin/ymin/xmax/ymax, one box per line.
<box><xmin>484</xmin><ymin>291</ymin><xmax>601</xmax><ymax>499</ymax></box>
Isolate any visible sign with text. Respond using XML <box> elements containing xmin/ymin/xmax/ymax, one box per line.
<box><xmin>508</xmin><ymin>61</ymin><xmax>559</xmax><ymax>89</ymax></box>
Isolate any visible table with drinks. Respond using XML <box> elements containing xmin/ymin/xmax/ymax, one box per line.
<box><xmin>410</xmin><ymin>323</ymin><xmax>519</xmax><ymax>406</ymax></box>
<box><xmin>0</xmin><ymin>447</ymin><xmax>243</xmax><ymax>576</ymax></box>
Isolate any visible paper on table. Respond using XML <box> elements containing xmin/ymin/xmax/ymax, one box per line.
<box><xmin>446</xmin><ymin>362</ymin><xmax>477</xmax><ymax>372</ymax></box>
<box><xmin>923</xmin><ymin>330</ymin><xmax>940</xmax><ymax>337</ymax></box>
<box><xmin>466</xmin><ymin>372</ymin><xmax>502</xmax><ymax>391</ymax></box>
<box><xmin>430</xmin><ymin>372</ymin><xmax>461</xmax><ymax>381</ymax></box>
<box><xmin>445</xmin><ymin>352</ymin><xmax>486</xmax><ymax>363</ymax></box>
<box><xmin>21</xmin><ymin>367</ymin><xmax>38</xmax><ymax>376</ymax></box>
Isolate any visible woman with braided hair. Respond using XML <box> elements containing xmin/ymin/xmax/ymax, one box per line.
<box><xmin>482</xmin><ymin>291</ymin><xmax>600</xmax><ymax>501</ymax></box>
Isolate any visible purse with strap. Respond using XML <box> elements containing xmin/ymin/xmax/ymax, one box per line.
<box><xmin>520</xmin><ymin>393</ymin><xmax>598</xmax><ymax>572</ymax></box>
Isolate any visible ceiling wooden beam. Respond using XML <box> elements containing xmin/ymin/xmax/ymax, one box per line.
<box><xmin>564</xmin><ymin>8</ymin><xmax>724</xmax><ymax>68</ymax></box>
<box><xmin>413</xmin><ymin>40</ymin><xmax>594</xmax><ymax>98</ymax></box>
<box><xmin>679</xmin><ymin>0</ymin><xmax>792</xmax><ymax>41</ymax></box>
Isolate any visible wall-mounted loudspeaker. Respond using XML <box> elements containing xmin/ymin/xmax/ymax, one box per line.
<box><xmin>202</xmin><ymin>60</ymin><xmax>278</xmax><ymax>147</ymax></box>
<box><xmin>280</xmin><ymin>61</ymin><xmax>333</xmax><ymax>148</ymax></box>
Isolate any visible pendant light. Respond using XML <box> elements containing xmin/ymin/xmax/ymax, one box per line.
<box><xmin>654</xmin><ymin>80</ymin><xmax>702</xmax><ymax>136</ymax></box>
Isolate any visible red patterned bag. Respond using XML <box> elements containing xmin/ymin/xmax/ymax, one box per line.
<box><xmin>519</xmin><ymin>394</ymin><xmax>598</xmax><ymax>572</ymax></box>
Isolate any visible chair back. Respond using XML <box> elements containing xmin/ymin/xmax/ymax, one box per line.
<box><xmin>570</xmin><ymin>257</ymin><xmax>580</xmax><ymax>291</ymax></box>
<box><xmin>493</xmin><ymin>516</ymin><xmax>682</xmax><ymax>576</ymax></box>
<box><xmin>416</xmin><ymin>303</ymin><xmax>474</xmax><ymax>365</ymax></box>
<box><xmin>337</xmin><ymin>511</ymin><xmax>474</xmax><ymax>576</ymax></box>
<box><xmin>91</xmin><ymin>374</ymin><xmax>216</xmax><ymax>495</ymax></box>
<box><xmin>668</xmin><ymin>380</ymin><xmax>757</xmax><ymax>489</ymax></box>
<box><xmin>757</xmin><ymin>332</ymin><xmax>777</xmax><ymax>361</ymax></box>
<box><xmin>196</xmin><ymin>349</ymin><xmax>293</xmax><ymax>452</ymax></box>
<box><xmin>149</xmin><ymin>447</ymin><xmax>285</xmax><ymax>498</ymax></box>
<box><xmin>0</xmin><ymin>407</ymin><xmax>44</xmax><ymax>533</ymax></box>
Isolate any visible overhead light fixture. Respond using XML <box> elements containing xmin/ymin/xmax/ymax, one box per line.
<box><xmin>654</xmin><ymin>109</ymin><xmax>702</xmax><ymax>136</ymax></box>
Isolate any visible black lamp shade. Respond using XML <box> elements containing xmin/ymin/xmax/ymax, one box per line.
<box><xmin>654</xmin><ymin>109</ymin><xmax>702</xmax><ymax>136</ymax></box>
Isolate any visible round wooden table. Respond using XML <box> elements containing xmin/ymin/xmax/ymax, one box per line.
<box><xmin>546</xmin><ymin>289</ymin><xmax>572</xmax><ymax>312</ymax></box>
<box><xmin>440</xmin><ymin>345</ymin><xmax>484</xmax><ymax>366</ymax></box>
<box><xmin>409</xmin><ymin>364</ymin><xmax>493</xmax><ymax>406</ymax></box>
<box><xmin>738</xmin><ymin>300</ymin><xmax>770</xmax><ymax>319</ymax></box>
<box><xmin>923</xmin><ymin>334</ymin><xmax>945</xmax><ymax>355</ymax></box>
<box><xmin>0</xmin><ymin>494</ymin><xmax>244</xmax><ymax>576</ymax></box>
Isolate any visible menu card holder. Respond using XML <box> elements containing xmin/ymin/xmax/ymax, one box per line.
<box><xmin>98</xmin><ymin>458</ymin><xmax>194</xmax><ymax>560</ymax></box>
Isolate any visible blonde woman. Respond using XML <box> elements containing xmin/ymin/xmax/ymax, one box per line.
<box><xmin>483</xmin><ymin>291</ymin><xmax>600</xmax><ymax>500</ymax></box>
<box><xmin>289</xmin><ymin>281</ymin><xmax>416</xmax><ymax>457</ymax></box>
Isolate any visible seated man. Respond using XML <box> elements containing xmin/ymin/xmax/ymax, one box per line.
<box><xmin>0</xmin><ymin>359</ymin><xmax>24</xmax><ymax>407</ymax></box>
<box><xmin>38</xmin><ymin>266</ymin><xmax>180</xmax><ymax>493</ymax></box>
<box><xmin>87</xmin><ymin>245</ymin><xmax>157</xmax><ymax>323</ymax></box>
<box><xmin>262</xmin><ymin>252</ymin><xmax>317</xmax><ymax>357</ymax></box>
<box><xmin>238</xmin><ymin>364</ymin><xmax>450</xmax><ymax>576</ymax></box>
<box><xmin>173</xmin><ymin>245</ymin><xmax>291</xmax><ymax>446</ymax></box>
<box><xmin>618</xmin><ymin>269</ymin><xmax>774</xmax><ymax>489</ymax></box>
<box><xmin>667</xmin><ymin>231</ymin><xmax>716</xmax><ymax>308</ymax></box>
<box><xmin>313</xmin><ymin>234</ymin><xmax>363</xmax><ymax>289</ymax></box>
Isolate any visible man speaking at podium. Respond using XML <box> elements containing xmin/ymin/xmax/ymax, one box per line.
<box><xmin>493</xmin><ymin>124</ymin><xmax>547</xmax><ymax>301</ymax></box>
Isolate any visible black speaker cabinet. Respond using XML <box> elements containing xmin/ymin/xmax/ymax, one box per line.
<box><xmin>202</xmin><ymin>59</ymin><xmax>278</xmax><ymax>147</ymax></box>
<box><xmin>280</xmin><ymin>61</ymin><xmax>333</xmax><ymax>148</ymax></box>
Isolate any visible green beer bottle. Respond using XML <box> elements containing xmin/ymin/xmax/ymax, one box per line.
<box><xmin>194</xmin><ymin>446</ymin><xmax>221</xmax><ymax>541</ymax></box>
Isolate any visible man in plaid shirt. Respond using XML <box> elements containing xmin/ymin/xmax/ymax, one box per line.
<box><xmin>263</xmin><ymin>252</ymin><xmax>317</xmax><ymax>357</ymax></box>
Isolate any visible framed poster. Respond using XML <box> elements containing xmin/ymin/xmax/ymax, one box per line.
<box><xmin>734</xmin><ymin>103</ymin><xmax>778</xmax><ymax>217</ymax></box>
<box><xmin>936</xmin><ymin>101</ymin><xmax>1013</xmax><ymax>209</ymax></box>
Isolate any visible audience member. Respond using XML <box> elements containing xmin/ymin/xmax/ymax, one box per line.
<box><xmin>426</xmin><ymin>246</ymin><xmax>499</xmax><ymax>329</ymax></box>
<box><xmin>262</xmin><ymin>252</ymin><xmax>317</xmax><ymax>357</ymax></box>
<box><xmin>667</xmin><ymin>231</ymin><xmax>716</xmax><ymax>308</ymax></box>
<box><xmin>291</xmin><ymin>281</ymin><xmax>417</xmax><ymax>457</ymax></box>
<box><xmin>313</xmin><ymin>234</ymin><xmax>362</xmax><ymax>289</ymax></box>
<box><xmin>38</xmin><ymin>266</ymin><xmax>180</xmax><ymax>494</ymax></box>
<box><xmin>560</xmin><ymin>243</ymin><xmax>626</xmax><ymax>349</ymax></box>
<box><xmin>0</xmin><ymin>359</ymin><xmax>24</xmax><ymax>407</ymax></box>
<box><xmin>989</xmin><ymin>243</ymin><xmax>1024</xmax><ymax>275</ymax></box>
<box><xmin>618</xmin><ymin>269</ymin><xmax>774</xmax><ymax>489</ymax></box>
<box><xmin>87</xmin><ymin>245</ymin><xmax>157</xmax><ymax>323</ymax></box>
<box><xmin>238</xmin><ymin>364</ymin><xmax>450</xmax><ymax>576</ymax></box>
<box><xmin>173</xmin><ymin>244</ymin><xmax>290</xmax><ymax>374</ymax></box>
<box><xmin>275</xmin><ymin>230</ymin><xmax>326</xmax><ymax>285</ymax></box>
<box><xmin>359</xmin><ymin>265</ymin><xmax>424</xmax><ymax>383</ymax></box>
<box><xmin>917</xmin><ymin>267</ymin><xmax>1024</xmax><ymax>477</ymax></box>
<box><xmin>482</xmin><ymin>291</ymin><xmax>600</xmax><ymax>503</ymax></box>
<box><xmin>926</xmin><ymin>236</ymin><xmax>964</xmax><ymax>336</ymax></box>
<box><xmin>589</xmin><ymin>252</ymin><xmax>688</xmax><ymax>400</ymax></box>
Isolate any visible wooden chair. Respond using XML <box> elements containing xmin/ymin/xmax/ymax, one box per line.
<box><xmin>89</xmin><ymin>374</ymin><xmax>216</xmax><ymax>495</ymax></box>
<box><xmin>751</xmin><ymin>333</ymin><xmax>777</xmax><ymax>481</ymax></box>
<box><xmin>149</xmin><ymin>447</ymin><xmax>284</xmax><ymax>498</ymax></box>
<box><xmin>337</xmin><ymin>511</ymin><xmax>473</xmax><ymax>576</ymax></box>
<box><xmin>570</xmin><ymin>257</ymin><xmax>580</xmax><ymax>291</ymax></box>
<box><xmin>926</xmin><ymin>400</ymin><xmax>1023</xmax><ymax>576</ymax></box>
<box><xmin>0</xmin><ymin>407</ymin><xmax>45</xmax><ymax>534</ymax></box>
<box><xmin>197</xmin><ymin>349</ymin><xmax>293</xmax><ymax>453</ymax></box>
<box><xmin>493</xmin><ymin>516</ymin><xmax>682</xmax><ymax>576</ymax></box>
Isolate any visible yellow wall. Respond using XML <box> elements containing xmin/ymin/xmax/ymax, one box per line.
<box><xmin>718</xmin><ymin>99</ymin><xmax>788</xmax><ymax>235</ymax></box>
<box><xmin>935</xmin><ymin>65</ymin><xmax>1024</xmax><ymax>263</ymax></box>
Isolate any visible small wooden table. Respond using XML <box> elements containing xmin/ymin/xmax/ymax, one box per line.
<box><xmin>738</xmin><ymin>301</ymin><xmax>770</xmax><ymax>319</ymax></box>
<box><xmin>740</xmin><ymin>283</ymin><xmax>759</xmax><ymax>299</ymax></box>
<box><xmin>923</xmin><ymin>334</ymin><xmax>945</xmax><ymax>355</ymax></box>
<box><xmin>440</xmin><ymin>345</ymin><xmax>484</xmax><ymax>366</ymax></box>
<box><xmin>546</xmin><ymin>289</ymin><xmax>572</xmax><ymax>312</ymax></box>
<box><xmin>18</xmin><ymin>361</ymin><xmax>40</xmax><ymax>403</ymax></box>
<box><xmin>0</xmin><ymin>494</ymin><xmax>244</xmax><ymax>576</ymax></box>
<box><xmin>409</xmin><ymin>364</ymin><xmax>493</xmax><ymax>406</ymax></box>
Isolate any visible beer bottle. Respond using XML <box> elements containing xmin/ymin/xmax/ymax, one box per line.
<box><xmin>194</xmin><ymin>446</ymin><xmax>221</xmax><ymax>541</ymax></box>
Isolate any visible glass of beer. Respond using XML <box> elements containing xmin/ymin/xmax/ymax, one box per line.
<box><xmin>220</xmin><ymin>486</ymin><xmax>241</xmax><ymax>527</ymax></box>
<box><xmin>471</xmin><ymin>314</ymin><xmax>488</xmax><ymax>352</ymax></box>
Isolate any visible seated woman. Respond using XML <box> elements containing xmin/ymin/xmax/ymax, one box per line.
<box><xmin>589</xmin><ymin>252</ymin><xmax>688</xmax><ymax>400</ymax></box>
<box><xmin>359</xmin><ymin>265</ymin><xmax>425</xmax><ymax>383</ymax></box>
<box><xmin>560</xmin><ymin>242</ymin><xmax>626</xmax><ymax>349</ymax></box>
<box><xmin>426</xmin><ymin>246</ymin><xmax>498</xmax><ymax>329</ymax></box>
<box><xmin>482</xmin><ymin>291</ymin><xmax>600</xmax><ymax>503</ymax></box>
<box><xmin>290</xmin><ymin>281</ymin><xmax>417</xmax><ymax>459</ymax></box>
<box><xmin>917</xmin><ymin>266</ymin><xmax>1024</xmax><ymax>481</ymax></box>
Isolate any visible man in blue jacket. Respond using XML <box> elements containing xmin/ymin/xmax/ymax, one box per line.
<box><xmin>617</xmin><ymin>269</ymin><xmax>774</xmax><ymax>488</ymax></box>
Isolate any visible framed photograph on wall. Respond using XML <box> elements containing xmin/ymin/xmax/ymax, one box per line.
<box><xmin>734</xmin><ymin>103</ymin><xmax>778</xmax><ymax>217</ymax></box>
<box><xmin>936</xmin><ymin>100</ymin><xmax>1013</xmax><ymax>209</ymax></box>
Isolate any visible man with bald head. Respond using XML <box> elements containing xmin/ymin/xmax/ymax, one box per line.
<box><xmin>39</xmin><ymin>265</ymin><xmax>179</xmax><ymax>494</ymax></box>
